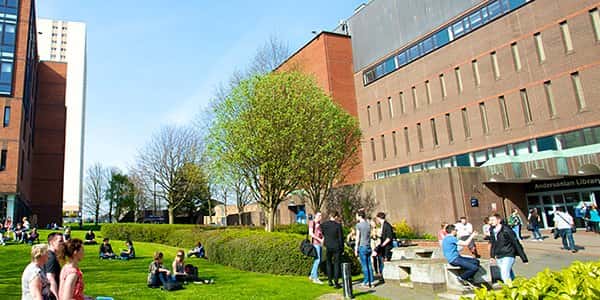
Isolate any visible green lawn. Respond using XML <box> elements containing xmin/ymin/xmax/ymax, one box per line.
<box><xmin>0</xmin><ymin>230</ymin><xmax>381</xmax><ymax>300</ymax></box>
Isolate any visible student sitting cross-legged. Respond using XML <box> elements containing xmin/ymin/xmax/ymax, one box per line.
<box><xmin>99</xmin><ymin>238</ymin><xmax>116</xmax><ymax>259</ymax></box>
<box><xmin>119</xmin><ymin>240</ymin><xmax>135</xmax><ymax>260</ymax></box>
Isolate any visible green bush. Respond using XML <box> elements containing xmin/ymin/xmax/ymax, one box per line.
<box><xmin>394</xmin><ymin>219</ymin><xmax>418</xmax><ymax>239</ymax></box>
<box><xmin>465</xmin><ymin>261</ymin><xmax>600</xmax><ymax>300</ymax></box>
<box><xmin>101</xmin><ymin>223</ymin><xmax>197</xmax><ymax>245</ymax></box>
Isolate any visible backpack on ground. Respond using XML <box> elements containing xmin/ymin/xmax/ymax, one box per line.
<box><xmin>184</xmin><ymin>264</ymin><xmax>198</xmax><ymax>280</ymax></box>
<box><xmin>162</xmin><ymin>280</ymin><xmax>183</xmax><ymax>291</ymax></box>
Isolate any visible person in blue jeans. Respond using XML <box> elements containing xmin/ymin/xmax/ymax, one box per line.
<box><xmin>355</xmin><ymin>210</ymin><xmax>374</xmax><ymax>287</ymax></box>
<box><xmin>308</xmin><ymin>212</ymin><xmax>324</xmax><ymax>284</ymax></box>
<box><xmin>489</xmin><ymin>213</ymin><xmax>528</xmax><ymax>284</ymax></box>
<box><xmin>441</xmin><ymin>224</ymin><xmax>480</xmax><ymax>286</ymax></box>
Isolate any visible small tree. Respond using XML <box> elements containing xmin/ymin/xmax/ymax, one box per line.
<box><xmin>324</xmin><ymin>184</ymin><xmax>376</xmax><ymax>227</ymax></box>
<box><xmin>106</xmin><ymin>170</ymin><xmax>135</xmax><ymax>222</ymax></box>
<box><xmin>83</xmin><ymin>163</ymin><xmax>108</xmax><ymax>225</ymax></box>
<box><xmin>173</xmin><ymin>162</ymin><xmax>211</xmax><ymax>223</ymax></box>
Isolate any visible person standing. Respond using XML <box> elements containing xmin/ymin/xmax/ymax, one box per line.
<box><xmin>21</xmin><ymin>244</ymin><xmax>52</xmax><ymax>300</ymax></box>
<box><xmin>553</xmin><ymin>207</ymin><xmax>577</xmax><ymax>253</ymax></box>
<box><xmin>43</xmin><ymin>232</ymin><xmax>64</xmax><ymax>300</ymax></box>
<box><xmin>489</xmin><ymin>213</ymin><xmax>528</xmax><ymax>284</ymax></box>
<box><xmin>320</xmin><ymin>212</ymin><xmax>344</xmax><ymax>289</ymax></box>
<box><xmin>59</xmin><ymin>238</ymin><xmax>89</xmax><ymax>300</ymax></box>
<box><xmin>589</xmin><ymin>205</ymin><xmax>600</xmax><ymax>234</ymax></box>
<box><xmin>308</xmin><ymin>212</ymin><xmax>324</xmax><ymax>284</ymax></box>
<box><xmin>527</xmin><ymin>209</ymin><xmax>543</xmax><ymax>241</ymax></box>
<box><xmin>455</xmin><ymin>217</ymin><xmax>480</xmax><ymax>258</ymax></box>
<box><xmin>441</xmin><ymin>224</ymin><xmax>480</xmax><ymax>286</ymax></box>
<box><xmin>369</xmin><ymin>219</ymin><xmax>382</xmax><ymax>278</ymax></box>
<box><xmin>355</xmin><ymin>210</ymin><xmax>374</xmax><ymax>287</ymax></box>
<box><xmin>508</xmin><ymin>209</ymin><xmax>523</xmax><ymax>241</ymax></box>
<box><xmin>375</xmin><ymin>212</ymin><xmax>394</xmax><ymax>283</ymax></box>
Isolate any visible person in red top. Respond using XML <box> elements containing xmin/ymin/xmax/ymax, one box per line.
<box><xmin>59</xmin><ymin>238</ymin><xmax>91</xmax><ymax>300</ymax></box>
<box><xmin>437</xmin><ymin>222</ymin><xmax>449</xmax><ymax>246</ymax></box>
<box><xmin>308</xmin><ymin>212</ymin><xmax>323</xmax><ymax>284</ymax></box>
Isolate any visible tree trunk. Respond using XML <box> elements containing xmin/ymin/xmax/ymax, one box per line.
<box><xmin>168</xmin><ymin>206</ymin><xmax>175</xmax><ymax>224</ymax></box>
<box><xmin>238</xmin><ymin>211</ymin><xmax>243</xmax><ymax>225</ymax></box>
<box><xmin>266</xmin><ymin>207</ymin><xmax>276</xmax><ymax>232</ymax></box>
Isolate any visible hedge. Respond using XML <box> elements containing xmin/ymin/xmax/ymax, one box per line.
<box><xmin>101</xmin><ymin>224</ymin><xmax>361</xmax><ymax>276</ymax></box>
<box><xmin>466</xmin><ymin>261</ymin><xmax>600</xmax><ymax>300</ymax></box>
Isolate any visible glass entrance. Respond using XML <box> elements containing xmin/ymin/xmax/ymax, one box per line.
<box><xmin>526</xmin><ymin>189</ymin><xmax>599</xmax><ymax>229</ymax></box>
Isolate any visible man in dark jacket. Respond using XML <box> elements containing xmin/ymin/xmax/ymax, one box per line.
<box><xmin>320</xmin><ymin>211</ymin><xmax>344</xmax><ymax>289</ymax></box>
<box><xmin>375</xmin><ymin>212</ymin><xmax>394</xmax><ymax>283</ymax></box>
<box><xmin>489</xmin><ymin>213</ymin><xmax>528</xmax><ymax>284</ymax></box>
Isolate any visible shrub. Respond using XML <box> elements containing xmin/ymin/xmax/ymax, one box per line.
<box><xmin>465</xmin><ymin>261</ymin><xmax>600</xmax><ymax>300</ymax></box>
<box><xmin>394</xmin><ymin>219</ymin><xmax>418</xmax><ymax>239</ymax></box>
<box><xmin>101</xmin><ymin>223</ymin><xmax>197</xmax><ymax>245</ymax></box>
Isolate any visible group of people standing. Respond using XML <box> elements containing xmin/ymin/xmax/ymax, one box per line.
<box><xmin>21</xmin><ymin>233</ymin><xmax>91</xmax><ymax>300</ymax></box>
<box><xmin>307</xmin><ymin>210</ymin><xmax>394</xmax><ymax>289</ymax></box>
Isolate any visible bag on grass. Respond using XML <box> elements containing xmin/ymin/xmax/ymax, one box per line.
<box><xmin>162</xmin><ymin>280</ymin><xmax>183</xmax><ymax>291</ymax></box>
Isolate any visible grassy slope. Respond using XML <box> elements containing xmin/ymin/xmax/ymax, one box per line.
<box><xmin>0</xmin><ymin>230</ymin><xmax>381</xmax><ymax>300</ymax></box>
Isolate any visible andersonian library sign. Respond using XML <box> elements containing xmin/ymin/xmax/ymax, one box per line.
<box><xmin>529</xmin><ymin>175</ymin><xmax>600</xmax><ymax>193</ymax></box>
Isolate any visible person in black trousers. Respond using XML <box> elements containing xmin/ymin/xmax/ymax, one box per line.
<box><xmin>320</xmin><ymin>211</ymin><xmax>344</xmax><ymax>289</ymax></box>
<box><xmin>375</xmin><ymin>212</ymin><xmax>394</xmax><ymax>284</ymax></box>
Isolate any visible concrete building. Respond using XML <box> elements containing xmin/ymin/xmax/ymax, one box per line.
<box><xmin>270</xmin><ymin>0</ymin><xmax>600</xmax><ymax>234</ymax></box>
<box><xmin>36</xmin><ymin>19</ymin><xmax>86</xmax><ymax>216</ymax></box>
<box><xmin>0</xmin><ymin>0</ymin><xmax>67</xmax><ymax>227</ymax></box>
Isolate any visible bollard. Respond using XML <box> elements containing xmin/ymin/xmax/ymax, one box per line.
<box><xmin>342</xmin><ymin>262</ymin><xmax>353</xmax><ymax>299</ymax></box>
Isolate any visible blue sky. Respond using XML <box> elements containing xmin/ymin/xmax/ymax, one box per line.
<box><xmin>37</xmin><ymin>0</ymin><xmax>364</xmax><ymax>172</ymax></box>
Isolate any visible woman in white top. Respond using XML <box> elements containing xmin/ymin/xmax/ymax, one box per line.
<box><xmin>21</xmin><ymin>243</ymin><xmax>51</xmax><ymax>300</ymax></box>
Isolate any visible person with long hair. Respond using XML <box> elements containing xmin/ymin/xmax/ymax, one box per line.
<box><xmin>21</xmin><ymin>244</ymin><xmax>52</xmax><ymax>300</ymax></box>
<box><xmin>59</xmin><ymin>238</ymin><xmax>90</xmax><ymax>300</ymax></box>
<box><xmin>528</xmin><ymin>208</ymin><xmax>543</xmax><ymax>241</ymax></box>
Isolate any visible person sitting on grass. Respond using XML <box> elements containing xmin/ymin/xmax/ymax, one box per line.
<box><xmin>173</xmin><ymin>249</ymin><xmax>214</xmax><ymax>285</ymax></box>
<box><xmin>63</xmin><ymin>227</ymin><xmax>72</xmax><ymax>241</ymax></box>
<box><xmin>0</xmin><ymin>223</ymin><xmax>6</xmax><ymax>246</ymax></box>
<box><xmin>99</xmin><ymin>238</ymin><xmax>116</xmax><ymax>259</ymax></box>
<box><xmin>14</xmin><ymin>223</ymin><xmax>27</xmax><ymax>243</ymax></box>
<box><xmin>187</xmin><ymin>242</ymin><xmax>205</xmax><ymax>258</ymax></box>
<box><xmin>84</xmin><ymin>230</ymin><xmax>97</xmax><ymax>245</ymax></box>
<box><xmin>147</xmin><ymin>251</ymin><xmax>172</xmax><ymax>288</ymax></box>
<box><xmin>120</xmin><ymin>240</ymin><xmax>135</xmax><ymax>260</ymax></box>
<box><xmin>27</xmin><ymin>228</ymin><xmax>39</xmax><ymax>245</ymax></box>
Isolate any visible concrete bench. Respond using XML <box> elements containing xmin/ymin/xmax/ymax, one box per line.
<box><xmin>445</xmin><ymin>260</ymin><xmax>491</xmax><ymax>293</ymax></box>
<box><xmin>390</xmin><ymin>246</ymin><xmax>442</xmax><ymax>261</ymax></box>
<box><xmin>383</xmin><ymin>259</ymin><xmax>449</xmax><ymax>292</ymax></box>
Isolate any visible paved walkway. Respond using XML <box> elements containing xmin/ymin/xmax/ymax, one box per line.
<box><xmin>363</xmin><ymin>230</ymin><xmax>600</xmax><ymax>300</ymax></box>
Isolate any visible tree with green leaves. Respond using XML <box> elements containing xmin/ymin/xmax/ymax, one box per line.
<box><xmin>173</xmin><ymin>162</ymin><xmax>211</xmax><ymax>223</ymax></box>
<box><xmin>106</xmin><ymin>170</ymin><xmax>135</xmax><ymax>222</ymax></box>
<box><xmin>208</xmin><ymin>71</ymin><xmax>360</xmax><ymax>231</ymax></box>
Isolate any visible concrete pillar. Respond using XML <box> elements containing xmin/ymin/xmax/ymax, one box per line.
<box><xmin>6</xmin><ymin>194</ymin><xmax>15</xmax><ymax>221</ymax></box>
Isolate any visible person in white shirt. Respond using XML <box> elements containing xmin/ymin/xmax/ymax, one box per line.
<box><xmin>553</xmin><ymin>207</ymin><xmax>577</xmax><ymax>253</ymax></box>
<box><xmin>454</xmin><ymin>217</ymin><xmax>480</xmax><ymax>258</ymax></box>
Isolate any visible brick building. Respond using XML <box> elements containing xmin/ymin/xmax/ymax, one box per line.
<box><xmin>0</xmin><ymin>0</ymin><xmax>66</xmax><ymax>227</ymax></box>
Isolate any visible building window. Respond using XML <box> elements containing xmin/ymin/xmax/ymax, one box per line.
<box><xmin>0</xmin><ymin>149</ymin><xmax>6</xmax><ymax>171</ymax></box>
<box><xmin>366</xmin><ymin>106</ymin><xmax>372</xmax><ymax>126</ymax></box>
<box><xmin>511</xmin><ymin>42</ymin><xmax>521</xmax><ymax>71</ymax></box>
<box><xmin>461</xmin><ymin>107</ymin><xmax>471</xmax><ymax>139</ymax></box>
<box><xmin>387</xmin><ymin>97</ymin><xmax>394</xmax><ymax>118</ymax></box>
<box><xmin>454</xmin><ymin>67</ymin><xmax>463</xmax><ymax>93</ymax></box>
<box><xmin>392</xmin><ymin>131</ymin><xmax>398</xmax><ymax>157</ymax></box>
<box><xmin>491</xmin><ymin>51</ymin><xmax>500</xmax><ymax>80</ymax></box>
<box><xmin>377</xmin><ymin>101</ymin><xmax>382</xmax><ymax>122</ymax></box>
<box><xmin>570</xmin><ymin>72</ymin><xmax>586</xmax><ymax>111</ymax></box>
<box><xmin>560</xmin><ymin>21</ymin><xmax>574</xmax><ymax>53</ymax></box>
<box><xmin>3</xmin><ymin>106</ymin><xmax>9</xmax><ymax>127</ymax></box>
<box><xmin>445</xmin><ymin>113</ymin><xmax>454</xmax><ymax>143</ymax></box>
<box><xmin>417</xmin><ymin>123</ymin><xmax>424</xmax><ymax>151</ymax></box>
<box><xmin>431</xmin><ymin>118</ymin><xmax>439</xmax><ymax>146</ymax></box>
<box><xmin>591</xmin><ymin>8</ymin><xmax>600</xmax><ymax>42</ymax></box>
<box><xmin>370</xmin><ymin>138</ymin><xmax>376</xmax><ymax>161</ymax></box>
<box><xmin>381</xmin><ymin>135</ymin><xmax>387</xmax><ymax>159</ymax></box>
<box><xmin>534</xmin><ymin>33</ymin><xmax>546</xmax><ymax>63</ymax></box>
<box><xmin>404</xmin><ymin>127</ymin><xmax>410</xmax><ymax>153</ymax></box>
<box><xmin>520</xmin><ymin>89</ymin><xmax>533</xmax><ymax>124</ymax></box>
<box><xmin>411</xmin><ymin>86</ymin><xmax>418</xmax><ymax>110</ymax></box>
<box><xmin>472</xmin><ymin>60</ymin><xmax>480</xmax><ymax>86</ymax></box>
<box><xmin>425</xmin><ymin>80</ymin><xmax>432</xmax><ymax>104</ymax></box>
<box><xmin>544</xmin><ymin>81</ymin><xmax>556</xmax><ymax>118</ymax></box>
<box><xmin>399</xmin><ymin>92</ymin><xmax>406</xmax><ymax>114</ymax></box>
<box><xmin>479</xmin><ymin>102</ymin><xmax>489</xmax><ymax>134</ymax></box>
<box><xmin>498</xmin><ymin>96</ymin><xmax>510</xmax><ymax>129</ymax></box>
<box><xmin>439</xmin><ymin>74</ymin><xmax>447</xmax><ymax>98</ymax></box>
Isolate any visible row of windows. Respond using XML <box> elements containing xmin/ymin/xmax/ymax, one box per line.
<box><xmin>363</xmin><ymin>0</ymin><xmax>531</xmax><ymax>85</ymax></box>
<box><xmin>374</xmin><ymin>126</ymin><xmax>600</xmax><ymax>180</ymax></box>
<box><xmin>0</xmin><ymin>5</ymin><xmax>16</xmax><ymax>95</ymax></box>
<box><xmin>366</xmin><ymin>9</ymin><xmax>599</xmax><ymax>125</ymax></box>
<box><xmin>369</xmin><ymin>71</ymin><xmax>587</xmax><ymax>163</ymax></box>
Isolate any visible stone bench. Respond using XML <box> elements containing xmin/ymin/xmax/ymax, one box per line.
<box><xmin>390</xmin><ymin>246</ymin><xmax>442</xmax><ymax>261</ymax></box>
<box><xmin>382</xmin><ymin>259</ymin><xmax>448</xmax><ymax>292</ymax></box>
<box><xmin>445</xmin><ymin>260</ymin><xmax>491</xmax><ymax>293</ymax></box>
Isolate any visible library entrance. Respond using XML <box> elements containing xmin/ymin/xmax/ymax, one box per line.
<box><xmin>526</xmin><ymin>189</ymin><xmax>599</xmax><ymax>229</ymax></box>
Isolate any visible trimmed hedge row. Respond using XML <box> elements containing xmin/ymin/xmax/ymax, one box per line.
<box><xmin>101</xmin><ymin>224</ymin><xmax>361</xmax><ymax>276</ymax></box>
